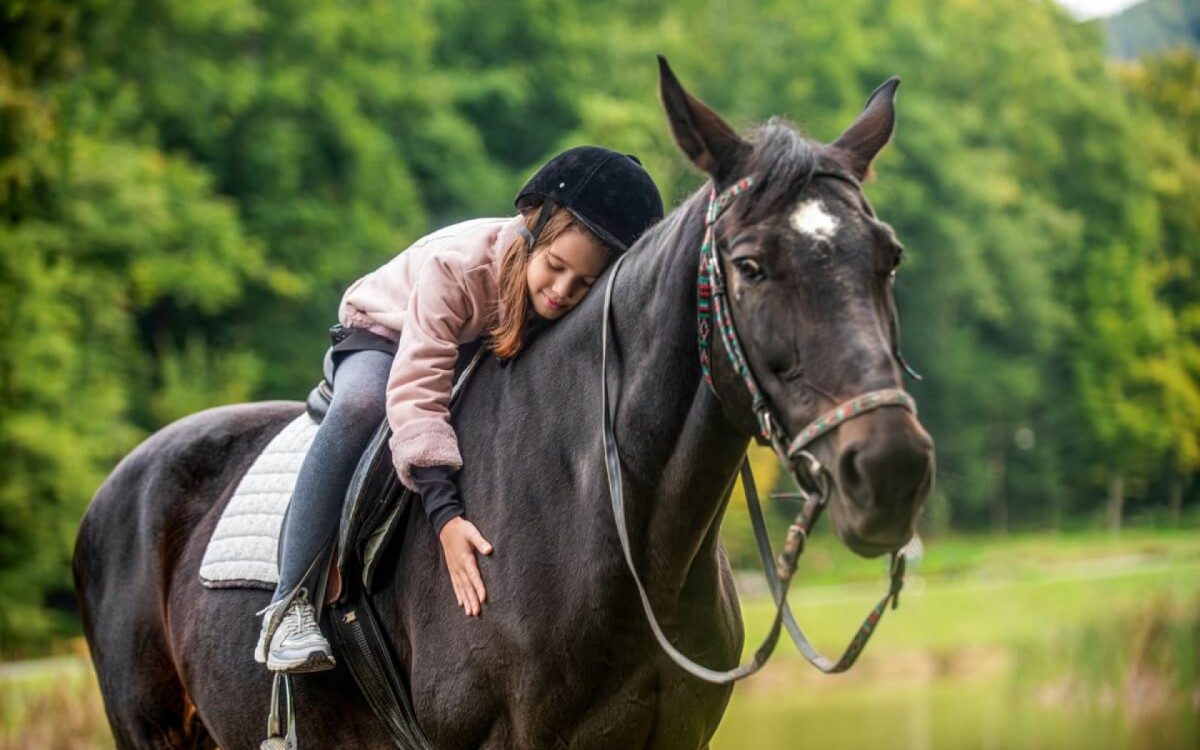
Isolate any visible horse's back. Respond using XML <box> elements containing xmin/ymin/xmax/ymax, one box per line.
<box><xmin>75</xmin><ymin>400</ymin><xmax>302</xmax><ymax>578</ymax></box>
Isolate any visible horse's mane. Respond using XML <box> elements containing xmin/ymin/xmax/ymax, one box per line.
<box><xmin>503</xmin><ymin>118</ymin><xmax>827</xmax><ymax>365</ymax></box>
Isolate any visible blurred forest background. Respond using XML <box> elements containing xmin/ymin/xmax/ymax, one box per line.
<box><xmin>1</xmin><ymin>0</ymin><xmax>1198</xmax><ymax>664</ymax></box>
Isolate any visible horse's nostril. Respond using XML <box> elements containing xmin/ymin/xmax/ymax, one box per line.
<box><xmin>840</xmin><ymin>433</ymin><xmax>933</xmax><ymax>511</ymax></box>
<box><xmin>838</xmin><ymin>444</ymin><xmax>866</xmax><ymax>502</ymax></box>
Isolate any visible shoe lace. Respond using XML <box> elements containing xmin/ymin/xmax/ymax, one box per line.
<box><xmin>290</xmin><ymin>600</ymin><xmax>319</xmax><ymax>633</ymax></box>
<box><xmin>258</xmin><ymin>588</ymin><xmax>318</xmax><ymax>636</ymax></box>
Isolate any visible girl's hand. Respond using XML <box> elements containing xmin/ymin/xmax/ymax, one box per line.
<box><xmin>438</xmin><ymin>517</ymin><xmax>493</xmax><ymax>616</ymax></box>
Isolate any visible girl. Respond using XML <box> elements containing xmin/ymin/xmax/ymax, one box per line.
<box><xmin>255</xmin><ymin>146</ymin><xmax>664</xmax><ymax>673</ymax></box>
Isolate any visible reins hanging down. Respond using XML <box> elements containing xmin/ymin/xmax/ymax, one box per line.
<box><xmin>601</xmin><ymin>172</ymin><xmax>918</xmax><ymax>684</ymax></box>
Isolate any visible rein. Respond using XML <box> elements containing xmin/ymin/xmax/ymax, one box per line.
<box><xmin>601</xmin><ymin>170</ymin><xmax>917</xmax><ymax>683</ymax></box>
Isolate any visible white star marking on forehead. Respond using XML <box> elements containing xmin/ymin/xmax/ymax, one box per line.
<box><xmin>790</xmin><ymin>200</ymin><xmax>840</xmax><ymax>241</ymax></box>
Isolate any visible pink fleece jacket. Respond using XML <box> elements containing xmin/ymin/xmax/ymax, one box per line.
<box><xmin>338</xmin><ymin>215</ymin><xmax>525</xmax><ymax>491</ymax></box>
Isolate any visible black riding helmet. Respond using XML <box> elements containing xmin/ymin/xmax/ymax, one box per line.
<box><xmin>514</xmin><ymin>146</ymin><xmax>664</xmax><ymax>253</ymax></box>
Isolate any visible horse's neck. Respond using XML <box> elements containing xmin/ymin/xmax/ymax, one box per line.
<box><xmin>609</xmin><ymin>195</ymin><xmax>750</xmax><ymax>593</ymax></box>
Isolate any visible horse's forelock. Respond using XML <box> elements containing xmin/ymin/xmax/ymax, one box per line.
<box><xmin>738</xmin><ymin>120</ymin><xmax>823</xmax><ymax>222</ymax></box>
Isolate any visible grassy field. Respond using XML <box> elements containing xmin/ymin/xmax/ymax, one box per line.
<box><xmin>0</xmin><ymin>648</ymin><xmax>111</xmax><ymax>750</ymax></box>
<box><xmin>737</xmin><ymin>529</ymin><xmax>1200</xmax><ymax>651</ymax></box>
<box><xmin>2</xmin><ymin>531</ymin><xmax>1198</xmax><ymax>749</ymax></box>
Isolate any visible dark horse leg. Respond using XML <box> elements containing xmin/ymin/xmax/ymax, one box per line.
<box><xmin>74</xmin><ymin>402</ymin><xmax>300</xmax><ymax>749</ymax></box>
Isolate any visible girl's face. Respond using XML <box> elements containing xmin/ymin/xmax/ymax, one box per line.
<box><xmin>526</xmin><ymin>229</ymin><xmax>609</xmax><ymax>320</ymax></box>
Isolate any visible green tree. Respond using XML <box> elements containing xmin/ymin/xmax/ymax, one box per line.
<box><xmin>1114</xmin><ymin>50</ymin><xmax>1200</xmax><ymax>524</ymax></box>
<box><xmin>0</xmin><ymin>1</ymin><xmax>268</xmax><ymax>654</ymax></box>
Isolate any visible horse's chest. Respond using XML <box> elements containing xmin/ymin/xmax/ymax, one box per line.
<box><xmin>410</xmin><ymin>623</ymin><xmax>728</xmax><ymax>750</ymax></box>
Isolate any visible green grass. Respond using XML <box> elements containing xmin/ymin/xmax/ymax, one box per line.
<box><xmin>714</xmin><ymin>671</ymin><xmax>1196</xmax><ymax>750</ymax></box>
<box><xmin>737</xmin><ymin>530</ymin><xmax>1200</xmax><ymax>656</ymax></box>
<box><xmin>0</xmin><ymin>651</ymin><xmax>112</xmax><ymax>750</ymax></box>
<box><xmin>739</xmin><ymin>527</ymin><xmax>1200</xmax><ymax>587</ymax></box>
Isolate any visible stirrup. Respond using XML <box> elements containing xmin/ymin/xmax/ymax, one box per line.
<box><xmin>260</xmin><ymin>672</ymin><xmax>299</xmax><ymax>750</ymax></box>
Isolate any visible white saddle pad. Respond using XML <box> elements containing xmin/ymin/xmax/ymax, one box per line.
<box><xmin>199</xmin><ymin>413</ymin><xmax>319</xmax><ymax>588</ymax></box>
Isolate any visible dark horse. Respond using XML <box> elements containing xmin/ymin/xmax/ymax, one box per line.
<box><xmin>74</xmin><ymin>59</ymin><xmax>934</xmax><ymax>749</ymax></box>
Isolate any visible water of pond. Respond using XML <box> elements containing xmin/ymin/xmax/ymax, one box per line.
<box><xmin>713</xmin><ymin>669</ymin><xmax>1198</xmax><ymax>750</ymax></box>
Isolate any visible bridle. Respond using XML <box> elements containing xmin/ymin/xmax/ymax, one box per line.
<box><xmin>698</xmin><ymin>171</ymin><xmax>917</xmax><ymax>485</ymax></box>
<box><xmin>601</xmin><ymin>167</ymin><xmax>920</xmax><ymax>683</ymax></box>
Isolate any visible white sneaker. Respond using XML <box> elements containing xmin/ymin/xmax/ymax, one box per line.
<box><xmin>255</xmin><ymin>589</ymin><xmax>335</xmax><ymax>673</ymax></box>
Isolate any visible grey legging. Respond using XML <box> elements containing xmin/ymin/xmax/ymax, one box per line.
<box><xmin>271</xmin><ymin>348</ymin><xmax>393</xmax><ymax>603</ymax></box>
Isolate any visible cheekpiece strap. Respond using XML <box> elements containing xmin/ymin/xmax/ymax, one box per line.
<box><xmin>696</xmin><ymin>167</ymin><xmax>881</xmax><ymax>450</ymax></box>
<box><xmin>520</xmin><ymin>196</ymin><xmax>559</xmax><ymax>251</ymax></box>
<box><xmin>698</xmin><ymin>176</ymin><xmax>757</xmax><ymax>392</ymax></box>
<box><xmin>811</xmin><ymin>164</ymin><xmax>861</xmax><ymax>189</ymax></box>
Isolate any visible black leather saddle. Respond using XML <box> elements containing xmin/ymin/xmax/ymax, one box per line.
<box><xmin>304</xmin><ymin>346</ymin><xmax>337</xmax><ymax>424</ymax></box>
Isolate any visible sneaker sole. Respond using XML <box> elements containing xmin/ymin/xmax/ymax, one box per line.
<box><xmin>267</xmin><ymin>650</ymin><xmax>337</xmax><ymax>673</ymax></box>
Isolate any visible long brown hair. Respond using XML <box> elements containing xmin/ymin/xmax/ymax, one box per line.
<box><xmin>488</xmin><ymin>206</ymin><xmax>598</xmax><ymax>359</ymax></box>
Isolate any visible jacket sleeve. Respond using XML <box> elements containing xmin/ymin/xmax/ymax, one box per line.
<box><xmin>411</xmin><ymin>465</ymin><xmax>465</xmax><ymax>534</ymax></box>
<box><xmin>386</xmin><ymin>254</ymin><xmax>476</xmax><ymax>491</ymax></box>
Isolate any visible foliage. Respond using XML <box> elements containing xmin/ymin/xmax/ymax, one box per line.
<box><xmin>1105</xmin><ymin>0</ymin><xmax>1200</xmax><ymax>59</ymax></box>
<box><xmin>1</xmin><ymin>0</ymin><xmax>1198</xmax><ymax>654</ymax></box>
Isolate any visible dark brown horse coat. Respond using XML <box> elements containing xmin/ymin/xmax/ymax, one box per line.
<box><xmin>74</xmin><ymin>59</ymin><xmax>933</xmax><ymax>749</ymax></box>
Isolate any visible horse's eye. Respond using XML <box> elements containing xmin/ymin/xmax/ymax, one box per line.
<box><xmin>884</xmin><ymin>245</ymin><xmax>904</xmax><ymax>282</ymax></box>
<box><xmin>732</xmin><ymin>257</ymin><xmax>766</xmax><ymax>283</ymax></box>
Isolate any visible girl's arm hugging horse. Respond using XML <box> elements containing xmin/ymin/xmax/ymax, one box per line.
<box><xmin>254</xmin><ymin>147</ymin><xmax>664</xmax><ymax>674</ymax></box>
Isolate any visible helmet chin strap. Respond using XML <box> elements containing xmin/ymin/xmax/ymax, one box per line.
<box><xmin>518</xmin><ymin>196</ymin><xmax>559</xmax><ymax>251</ymax></box>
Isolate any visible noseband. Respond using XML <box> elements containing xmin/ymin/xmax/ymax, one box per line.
<box><xmin>601</xmin><ymin>167</ymin><xmax>920</xmax><ymax>683</ymax></box>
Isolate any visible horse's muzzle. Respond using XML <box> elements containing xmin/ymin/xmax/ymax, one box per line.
<box><xmin>830</xmin><ymin>409</ymin><xmax>934</xmax><ymax>555</ymax></box>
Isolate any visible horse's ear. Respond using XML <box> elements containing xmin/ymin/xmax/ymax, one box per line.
<box><xmin>831</xmin><ymin>77</ymin><xmax>900</xmax><ymax>180</ymax></box>
<box><xmin>658</xmin><ymin>55</ymin><xmax>750</xmax><ymax>181</ymax></box>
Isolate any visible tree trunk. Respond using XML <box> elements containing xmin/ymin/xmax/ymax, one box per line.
<box><xmin>1168</xmin><ymin>477</ymin><xmax>1183</xmax><ymax>527</ymax></box>
<box><xmin>1107</xmin><ymin>471</ymin><xmax>1125</xmax><ymax>534</ymax></box>
<box><xmin>989</xmin><ymin>436</ymin><xmax>1008</xmax><ymax>534</ymax></box>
